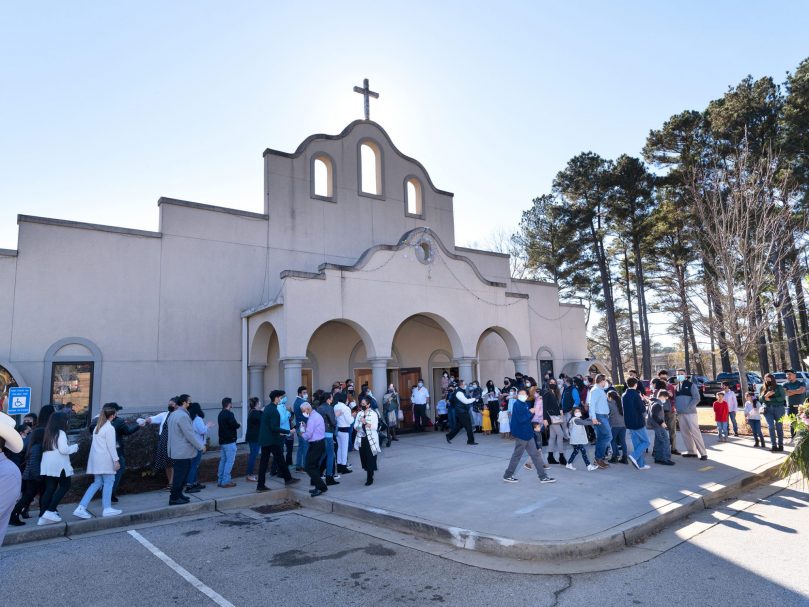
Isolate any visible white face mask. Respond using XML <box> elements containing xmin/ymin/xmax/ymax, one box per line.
<box><xmin>517</xmin><ymin>394</ymin><xmax>528</xmax><ymax>402</ymax></box>
<box><xmin>417</xmin><ymin>382</ymin><xmax>424</xmax><ymax>388</ymax></box>
<box><xmin>574</xmin><ymin>412</ymin><xmax>582</xmax><ymax>418</ymax></box>
<box><xmin>599</xmin><ymin>382</ymin><xmax>607</xmax><ymax>389</ymax></box>
<box><xmin>676</xmin><ymin>375</ymin><xmax>686</xmax><ymax>382</ymax></box>
<box><xmin>301</xmin><ymin>393</ymin><xmax>308</xmax><ymax>401</ymax></box>
<box><xmin>302</xmin><ymin>412</ymin><xmax>309</xmax><ymax>418</ymax></box>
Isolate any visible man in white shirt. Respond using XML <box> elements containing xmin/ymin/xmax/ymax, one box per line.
<box><xmin>722</xmin><ymin>381</ymin><xmax>739</xmax><ymax>437</ymax></box>
<box><xmin>411</xmin><ymin>379</ymin><xmax>430</xmax><ymax>432</ymax></box>
<box><xmin>445</xmin><ymin>381</ymin><xmax>478</xmax><ymax>445</ymax></box>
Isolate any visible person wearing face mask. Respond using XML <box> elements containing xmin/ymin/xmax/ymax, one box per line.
<box><xmin>673</xmin><ymin>368</ymin><xmax>707</xmax><ymax>459</ymax></box>
<box><xmin>301</xmin><ymin>402</ymin><xmax>329</xmax><ymax>497</ymax></box>
<box><xmin>411</xmin><ymin>379</ymin><xmax>431</xmax><ymax>432</ymax></box>
<box><xmin>649</xmin><ymin>390</ymin><xmax>675</xmax><ymax>465</ymax></box>
<box><xmin>445</xmin><ymin>381</ymin><xmax>478</xmax><ymax>445</ymax></box>
<box><xmin>256</xmin><ymin>390</ymin><xmax>300</xmax><ymax>492</ymax></box>
<box><xmin>760</xmin><ymin>373</ymin><xmax>786</xmax><ymax>452</ymax></box>
<box><xmin>588</xmin><ymin>374</ymin><xmax>612</xmax><ymax>469</ymax></box>
<box><xmin>293</xmin><ymin>386</ymin><xmax>310</xmax><ymax>472</ymax></box>
<box><xmin>502</xmin><ymin>388</ymin><xmax>556</xmax><ymax>484</ymax></box>
<box><xmin>652</xmin><ymin>370</ymin><xmax>679</xmax><ymax>455</ymax></box>
<box><xmin>333</xmin><ymin>393</ymin><xmax>354</xmax><ymax>474</ymax></box>
<box><xmin>382</xmin><ymin>384</ymin><xmax>401</xmax><ymax>446</ymax></box>
<box><xmin>354</xmin><ymin>397</ymin><xmax>381</xmax><ymax>486</ymax></box>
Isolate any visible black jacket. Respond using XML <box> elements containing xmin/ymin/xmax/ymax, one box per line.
<box><xmin>217</xmin><ymin>409</ymin><xmax>240</xmax><ymax>445</ymax></box>
<box><xmin>245</xmin><ymin>409</ymin><xmax>262</xmax><ymax>443</ymax></box>
<box><xmin>111</xmin><ymin>417</ymin><xmax>141</xmax><ymax>454</ymax></box>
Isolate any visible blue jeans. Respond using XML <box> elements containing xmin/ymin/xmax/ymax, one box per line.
<box><xmin>748</xmin><ymin>418</ymin><xmax>765</xmax><ymax>444</ymax></box>
<box><xmin>594</xmin><ymin>414</ymin><xmax>612</xmax><ymax>460</ymax></box>
<box><xmin>568</xmin><ymin>444</ymin><xmax>591</xmax><ymax>466</ymax></box>
<box><xmin>448</xmin><ymin>406</ymin><xmax>457</xmax><ymax>432</ymax></box>
<box><xmin>112</xmin><ymin>450</ymin><xmax>125</xmax><ymax>496</ymax></box>
<box><xmin>652</xmin><ymin>427</ymin><xmax>671</xmax><ymax>462</ymax></box>
<box><xmin>716</xmin><ymin>421</ymin><xmax>729</xmax><ymax>439</ymax></box>
<box><xmin>765</xmin><ymin>406</ymin><xmax>785</xmax><ymax>448</ymax></box>
<box><xmin>320</xmin><ymin>434</ymin><xmax>335</xmax><ymax>476</ymax></box>
<box><xmin>217</xmin><ymin>442</ymin><xmax>237</xmax><ymax>485</ymax></box>
<box><xmin>728</xmin><ymin>411</ymin><xmax>738</xmax><ymax>434</ymax></box>
<box><xmin>610</xmin><ymin>426</ymin><xmax>627</xmax><ymax>459</ymax></box>
<box><xmin>187</xmin><ymin>450</ymin><xmax>203</xmax><ymax>486</ymax></box>
<box><xmin>247</xmin><ymin>441</ymin><xmax>260</xmax><ymax>475</ymax></box>
<box><xmin>296</xmin><ymin>429</ymin><xmax>309</xmax><ymax>466</ymax></box>
<box><xmin>79</xmin><ymin>473</ymin><xmax>115</xmax><ymax>510</ymax></box>
<box><xmin>629</xmin><ymin>428</ymin><xmax>650</xmax><ymax>467</ymax></box>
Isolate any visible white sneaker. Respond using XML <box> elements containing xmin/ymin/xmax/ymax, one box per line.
<box><xmin>43</xmin><ymin>510</ymin><xmax>62</xmax><ymax>522</ymax></box>
<box><xmin>37</xmin><ymin>516</ymin><xmax>55</xmax><ymax>526</ymax></box>
<box><xmin>628</xmin><ymin>455</ymin><xmax>640</xmax><ymax>470</ymax></box>
<box><xmin>102</xmin><ymin>508</ymin><xmax>122</xmax><ymax>517</ymax></box>
<box><xmin>333</xmin><ymin>474</ymin><xmax>341</xmax><ymax>480</ymax></box>
<box><xmin>72</xmin><ymin>506</ymin><xmax>92</xmax><ymax>520</ymax></box>
<box><xmin>565</xmin><ymin>463</ymin><xmax>576</xmax><ymax>470</ymax></box>
<box><xmin>640</xmin><ymin>465</ymin><xmax>651</xmax><ymax>470</ymax></box>
<box><xmin>524</xmin><ymin>462</ymin><xmax>533</xmax><ymax>470</ymax></box>
<box><xmin>587</xmin><ymin>463</ymin><xmax>599</xmax><ymax>471</ymax></box>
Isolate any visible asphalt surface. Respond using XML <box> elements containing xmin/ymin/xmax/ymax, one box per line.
<box><xmin>3</xmin><ymin>485</ymin><xmax>809</xmax><ymax>607</ymax></box>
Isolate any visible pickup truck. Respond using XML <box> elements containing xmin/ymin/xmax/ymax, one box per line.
<box><xmin>701</xmin><ymin>372</ymin><xmax>762</xmax><ymax>404</ymax></box>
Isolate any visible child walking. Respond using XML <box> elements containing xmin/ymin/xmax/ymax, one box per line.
<box><xmin>714</xmin><ymin>391</ymin><xmax>729</xmax><ymax>441</ymax></box>
<box><xmin>566</xmin><ymin>407</ymin><xmax>598</xmax><ymax>471</ymax></box>
<box><xmin>498</xmin><ymin>403</ymin><xmax>511</xmax><ymax>439</ymax></box>
<box><xmin>744</xmin><ymin>392</ymin><xmax>766</xmax><ymax>448</ymax></box>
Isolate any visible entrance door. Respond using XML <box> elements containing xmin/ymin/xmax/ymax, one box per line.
<box><xmin>302</xmin><ymin>369</ymin><xmax>313</xmax><ymax>393</ymax></box>
<box><xmin>539</xmin><ymin>360</ymin><xmax>554</xmax><ymax>380</ymax></box>
<box><xmin>354</xmin><ymin>368</ymin><xmax>371</xmax><ymax>394</ymax></box>
<box><xmin>398</xmin><ymin>367</ymin><xmax>421</xmax><ymax>431</ymax></box>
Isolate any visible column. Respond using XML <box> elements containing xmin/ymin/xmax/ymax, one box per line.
<box><xmin>281</xmin><ymin>358</ymin><xmax>307</xmax><ymax>397</ymax></box>
<box><xmin>456</xmin><ymin>357</ymin><xmax>477</xmax><ymax>384</ymax></box>
<box><xmin>369</xmin><ymin>358</ymin><xmax>390</xmax><ymax>402</ymax></box>
<box><xmin>248</xmin><ymin>364</ymin><xmax>266</xmax><ymax>402</ymax></box>
<box><xmin>511</xmin><ymin>357</ymin><xmax>530</xmax><ymax>376</ymax></box>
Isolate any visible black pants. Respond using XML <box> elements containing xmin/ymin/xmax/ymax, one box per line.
<box><xmin>446</xmin><ymin>411</ymin><xmax>475</xmax><ymax>444</ymax></box>
<box><xmin>40</xmin><ymin>472</ymin><xmax>70</xmax><ymax>515</ymax></box>
<box><xmin>285</xmin><ymin>435</ymin><xmax>294</xmax><ymax>465</ymax></box>
<box><xmin>414</xmin><ymin>404</ymin><xmax>429</xmax><ymax>432</ymax></box>
<box><xmin>260</xmin><ymin>443</ymin><xmax>291</xmax><ymax>487</ymax></box>
<box><xmin>487</xmin><ymin>403</ymin><xmax>500</xmax><ymax>433</ymax></box>
<box><xmin>305</xmin><ymin>439</ymin><xmax>327</xmax><ymax>491</ymax></box>
<box><xmin>170</xmin><ymin>458</ymin><xmax>192</xmax><ymax>501</ymax></box>
<box><xmin>15</xmin><ymin>478</ymin><xmax>44</xmax><ymax>516</ymax></box>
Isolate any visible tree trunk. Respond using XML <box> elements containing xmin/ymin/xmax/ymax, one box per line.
<box><xmin>755</xmin><ymin>297</ymin><xmax>770</xmax><ymax>375</ymax></box>
<box><xmin>766</xmin><ymin>324</ymin><xmax>778</xmax><ymax>372</ymax></box>
<box><xmin>687</xmin><ymin>316</ymin><xmax>705</xmax><ymax>376</ymax></box>
<box><xmin>675</xmin><ymin>263</ymin><xmax>691</xmax><ymax>375</ymax></box>
<box><xmin>683</xmin><ymin>321</ymin><xmax>690</xmax><ymax>375</ymax></box>
<box><xmin>633</xmin><ymin>240</ymin><xmax>652</xmax><ymax>380</ymax></box>
<box><xmin>703</xmin><ymin>267</ymin><xmax>732</xmax><ymax>372</ymax></box>
<box><xmin>593</xmin><ymin>226</ymin><xmax>623</xmax><ymax>383</ymax></box>
<box><xmin>776</xmin><ymin>259</ymin><xmax>802</xmax><ymax>369</ymax></box>
<box><xmin>737</xmin><ymin>347</ymin><xmax>749</xmax><ymax>397</ymax></box>
<box><xmin>623</xmin><ymin>249</ymin><xmax>640</xmax><ymax>374</ymax></box>
<box><xmin>706</xmin><ymin>285</ymin><xmax>717</xmax><ymax>377</ymax></box>
<box><xmin>777</xmin><ymin>316</ymin><xmax>787</xmax><ymax>370</ymax></box>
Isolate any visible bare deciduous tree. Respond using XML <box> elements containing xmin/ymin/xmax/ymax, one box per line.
<box><xmin>688</xmin><ymin>140</ymin><xmax>805</xmax><ymax>394</ymax></box>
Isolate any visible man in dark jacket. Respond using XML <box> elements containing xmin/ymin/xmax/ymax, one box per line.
<box><xmin>445</xmin><ymin>381</ymin><xmax>478</xmax><ymax>445</ymax></box>
<box><xmin>257</xmin><ymin>390</ymin><xmax>300</xmax><ymax>492</ymax></box>
<box><xmin>622</xmin><ymin>378</ymin><xmax>650</xmax><ymax>470</ymax></box>
<box><xmin>502</xmin><ymin>388</ymin><xmax>555</xmax><ymax>484</ymax></box>
<box><xmin>106</xmin><ymin>402</ymin><xmax>142</xmax><ymax>502</ymax></box>
<box><xmin>217</xmin><ymin>397</ymin><xmax>241</xmax><ymax>488</ymax></box>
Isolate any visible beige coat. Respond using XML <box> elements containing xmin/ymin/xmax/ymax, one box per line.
<box><xmin>86</xmin><ymin>421</ymin><xmax>119</xmax><ymax>475</ymax></box>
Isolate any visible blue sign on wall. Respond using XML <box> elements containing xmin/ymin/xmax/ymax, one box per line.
<box><xmin>8</xmin><ymin>387</ymin><xmax>31</xmax><ymax>415</ymax></box>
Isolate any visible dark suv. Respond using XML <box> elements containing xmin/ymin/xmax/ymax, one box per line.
<box><xmin>702</xmin><ymin>372</ymin><xmax>762</xmax><ymax>404</ymax></box>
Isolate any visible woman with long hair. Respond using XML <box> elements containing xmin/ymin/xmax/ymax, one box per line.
<box><xmin>73</xmin><ymin>405</ymin><xmax>122</xmax><ymax>519</ymax></box>
<box><xmin>9</xmin><ymin>405</ymin><xmax>54</xmax><ymax>526</ymax></box>
<box><xmin>38</xmin><ymin>411</ymin><xmax>78</xmax><ymax>525</ymax></box>
<box><xmin>185</xmin><ymin>402</ymin><xmax>210</xmax><ymax>493</ymax></box>
<box><xmin>761</xmin><ymin>372</ymin><xmax>787</xmax><ymax>452</ymax></box>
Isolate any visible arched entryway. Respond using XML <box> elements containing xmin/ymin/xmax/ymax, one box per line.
<box><xmin>476</xmin><ymin>326</ymin><xmax>521</xmax><ymax>386</ymax></box>
<box><xmin>248</xmin><ymin>321</ymin><xmax>281</xmax><ymax>402</ymax></box>
<box><xmin>305</xmin><ymin>320</ymin><xmax>376</xmax><ymax>395</ymax></box>
<box><xmin>390</xmin><ymin>313</ymin><xmax>462</xmax><ymax>431</ymax></box>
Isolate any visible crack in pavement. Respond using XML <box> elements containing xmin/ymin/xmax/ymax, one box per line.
<box><xmin>551</xmin><ymin>574</ymin><xmax>573</xmax><ymax>607</ymax></box>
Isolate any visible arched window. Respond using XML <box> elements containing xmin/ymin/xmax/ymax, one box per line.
<box><xmin>359</xmin><ymin>140</ymin><xmax>383</xmax><ymax>196</ymax></box>
<box><xmin>404</xmin><ymin>176</ymin><xmax>424</xmax><ymax>217</ymax></box>
<box><xmin>310</xmin><ymin>153</ymin><xmax>335</xmax><ymax>201</ymax></box>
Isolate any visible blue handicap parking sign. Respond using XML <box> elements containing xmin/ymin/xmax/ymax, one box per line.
<box><xmin>8</xmin><ymin>387</ymin><xmax>31</xmax><ymax>415</ymax></box>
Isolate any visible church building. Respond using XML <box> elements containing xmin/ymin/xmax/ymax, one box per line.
<box><xmin>0</xmin><ymin>100</ymin><xmax>599</xmax><ymax>436</ymax></box>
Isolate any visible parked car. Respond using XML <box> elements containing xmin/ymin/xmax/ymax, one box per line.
<box><xmin>701</xmin><ymin>372</ymin><xmax>763</xmax><ymax>404</ymax></box>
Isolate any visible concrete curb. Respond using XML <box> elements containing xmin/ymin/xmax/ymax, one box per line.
<box><xmin>289</xmin><ymin>456</ymin><xmax>787</xmax><ymax>561</ymax></box>
<box><xmin>2</xmin><ymin>488</ymin><xmax>296</xmax><ymax>547</ymax></box>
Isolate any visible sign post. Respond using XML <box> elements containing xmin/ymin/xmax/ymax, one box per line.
<box><xmin>7</xmin><ymin>387</ymin><xmax>31</xmax><ymax>416</ymax></box>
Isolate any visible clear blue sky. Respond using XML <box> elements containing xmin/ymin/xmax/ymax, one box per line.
<box><xmin>1</xmin><ymin>0</ymin><xmax>807</xmax><ymax>257</ymax></box>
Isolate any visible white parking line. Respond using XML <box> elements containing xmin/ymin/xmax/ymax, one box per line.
<box><xmin>127</xmin><ymin>530</ymin><xmax>235</xmax><ymax>607</ymax></box>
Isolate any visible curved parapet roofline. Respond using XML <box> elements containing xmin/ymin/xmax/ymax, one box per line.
<box><xmin>281</xmin><ymin>227</ymin><xmax>511</xmax><ymax>291</ymax></box>
<box><xmin>263</xmin><ymin>119</ymin><xmax>454</xmax><ymax>197</ymax></box>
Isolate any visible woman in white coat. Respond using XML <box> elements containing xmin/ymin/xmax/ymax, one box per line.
<box><xmin>38</xmin><ymin>412</ymin><xmax>79</xmax><ymax>525</ymax></box>
<box><xmin>73</xmin><ymin>405</ymin><xmax>122</xmax><ymax>519</ymax></box>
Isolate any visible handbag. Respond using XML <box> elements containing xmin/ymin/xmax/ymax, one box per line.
<box><xmin>397</xmin><ymin>409</ymin><xmax>404</xmax><ymax>422</ymax></box>
<box><xmin>550</xmin><ymin>414</ymin><xmax>563</xmax><ymax>424</ymax></box>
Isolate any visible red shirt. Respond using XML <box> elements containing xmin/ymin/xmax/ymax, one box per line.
<box><xmin>713</xmin><ymin>400</ymin><xmax>729</xmax><ymax>422</ymax></box>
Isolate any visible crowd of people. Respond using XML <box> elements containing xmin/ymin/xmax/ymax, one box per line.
<box><xmin>1</xmin><ymin>366</ymin><xmax>804</xmax><ymax>546</ymax></box>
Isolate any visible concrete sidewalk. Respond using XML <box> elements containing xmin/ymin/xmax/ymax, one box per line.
<box><xmin>3</xmin><ymin>430</ymin><xmax>792</xmax><ymax>561</ymax></box>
